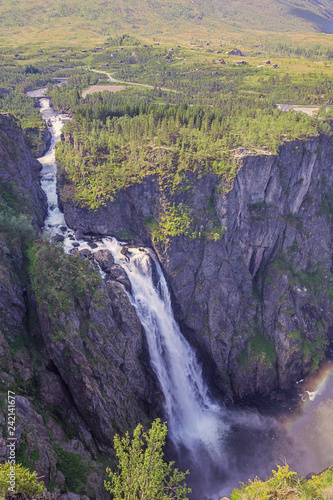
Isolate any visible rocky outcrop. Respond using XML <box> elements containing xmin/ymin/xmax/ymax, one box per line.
<box><xmin>60</xmin><ymin>134</ymin><xmax>333</xmax><ymax>399</ymax></box>
<box><xmin>30</xmin><ymin>125</ymin><xmax>52</xmax><ymax>158</ymax></box>
<box><xmin>0</xmin><ymin>113</ymin><xmax>47</xmax><ymax>227</ymax></box>
<box><xmin>36</xmin><ymin>274</ymin><xmax>157</xmax><ymax>449</ymax></box>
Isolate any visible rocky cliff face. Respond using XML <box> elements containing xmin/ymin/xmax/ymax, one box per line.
<box><xmin>60</xmin><ymin>133</ymin><xmax>333</xmax><ymax>400</ymax></box>
<box><xmin>0</xmin><ymin>114</ymin><xmax>158</xmax><ymax>498</ymax></box>
<box><xmin>1</xmin><ymin>112</ymin><xmax>332</xmax><ymax>498</ymax></box>
<box><xmin>0</xmin><ymin>113</ymin><xmax>47</xmax><ymax>227</ymax></box>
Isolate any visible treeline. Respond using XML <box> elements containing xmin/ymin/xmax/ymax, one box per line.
<box><xmin>0</xmin><ymin>66</ymin><xmax>75</xmax><ymax>152</ymax></box>
<box><xmin>261</xmin><ymin>39</ymin><xmax>333</xmax><ymax>60</ymax></box>
<box><xmin>0</xmin><ymin>90</ymin><xmax>47</xmax><ymax>153</ymax></box>
<box><xmin>254</xmin><ymin>73</ymin><xmax>333</xmax><ymax>104</ymax></box>
<box><xmin>152</xmin><ymin>66</ymin><xmax>333</xmax><ymax>105</ymax></box>
<box><xmin>56</xmin><ymin>90</ymin><xmax>331</xmax><ymax>209</ymax></box>
<box><xmin>0</xmin><ymin>65</ymin><xmax>51</xmax><ymax>92</ymax></box>
<box><xmin>0</xmin><ymin>92</ymin><xmax>43</xmax><ymax>129</ymax></box>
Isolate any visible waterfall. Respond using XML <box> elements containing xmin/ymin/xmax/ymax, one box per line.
<box><xmin>33</xmin><ymin>95</ymin><xmax>229</xmax><ymax>495</ymax></box>
<box><xmin>31</xmin><ymin>93</ymin><xmax>327</xmax><ymax>499</ymax></box>
<box><xmin>100</xmin><ymin>239</ymin><xmax>232</xmax><ymax>497</ymax></box>
<box><xmin>102</xmin><ymin>241</ymin><xmax>227</xmax><ymax>460</ymax></box>
<box><xmin>31</xmin><ymin>95</ymin><xmax>290</xmax><ymax>499</ymax></box>
<box><xmin>34</xmin><ymin>97</ymin><xmax>227</xmax><ymax>466</ymax></box>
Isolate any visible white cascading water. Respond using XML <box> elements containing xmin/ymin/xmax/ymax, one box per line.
<box><xmin>33</xmin><ymin>93</ymin><xmax>227</xmax><ymax>474</ymax></box>
<box><xmin>36</xmin><ymin>98</ymin><xmax>78</xmax><ymax>250</ymax></box>
<box><xmin>30</xmin><ymin>89</ymin><xmax>333</xmax><ymax>499</ymax></box>
<box><xmin>31</xmin><ymin>92</ymin><xmax>229</xmax><ymax>496</ymax></box>
<box><xmin>101</xmin><ymin>240</ymin><xmax>227</xmax><ymax>461</ymax></box>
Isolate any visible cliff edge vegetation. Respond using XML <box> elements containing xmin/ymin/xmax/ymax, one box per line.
<box><xmin>229</xmin><ymin>465</ymin><xmax>333</xmax><ymax>500</ymax></box>
<box><xmin>56</xmin><ymin>92</ymin><xmax>331</xmax><ymax>210</ymax></box>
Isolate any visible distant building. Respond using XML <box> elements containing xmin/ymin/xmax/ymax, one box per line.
<box><xmin>278</xmin><ymin>104</ymin><xmax>294</xmax><ymax>112</ymax></box>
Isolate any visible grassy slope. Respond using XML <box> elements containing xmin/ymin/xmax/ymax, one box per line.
<box><xmin>0</xmin><ymin>0</ymin><xmax>333</xmax><ymax>48</ymax></box>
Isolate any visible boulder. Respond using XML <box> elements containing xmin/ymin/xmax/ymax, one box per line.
<box><xmin>107</xmin><ymin>264</ymin><xmax>131</xmax><ymax>291</ymax></box>
<box><xmin>53</xmin><ymin>233</ymin><xmax>64</xmax><ymax>242</ymax></box>
<box><xmin>87</xmin><ymin>241</ymin><xmax>98</xmax><ymax>249</ymax></box>
<box><xmin>74</xmin><ymin>229</ymin><xmax>83</xmax><ymax>240</ymax></box>
<box><xmin>93</xmin><ymin>249</ymin><xmax>114</xmax><ymax>271</ymax></box>
<box><xmin>79</xmin><ymin>249</ymin><xmax>91</xmax><ymax>259</ymax></box>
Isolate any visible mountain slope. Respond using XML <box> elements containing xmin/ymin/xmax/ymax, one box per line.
<box><xmin>0</xmin><ymin>0</ymin><xmax>333</xmax><ymax>46</ymax></box>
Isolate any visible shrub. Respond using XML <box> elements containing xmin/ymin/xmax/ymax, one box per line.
<box><xmin>0</xmin><ymin>462</ymin><xmax>44</xmax><ymax>498</ymax></box>
<box><xmin>105</xmin><ymin>419</ymin><xmax>191</xmax><ymax>500</ymax></box>
<box><xmin>0</xmin><ymin>211</ymin><xmax>36</xmax><ymax>241</ymax></box>
<box><xmin>230</xmin><ymin>464</ymin><xmax>333</xmax><ymax>500</ymax></box>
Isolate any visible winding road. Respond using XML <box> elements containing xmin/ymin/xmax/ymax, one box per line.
<box><xmin>87</xmin><ymin>67</ymin><xmax>179</xmax><ymax>93</ymax></box>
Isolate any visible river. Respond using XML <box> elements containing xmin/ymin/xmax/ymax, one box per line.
<box><xmin>28</xmin><ymin>89</ymin><xmax>333</xmax><ymax>499</ymax></box>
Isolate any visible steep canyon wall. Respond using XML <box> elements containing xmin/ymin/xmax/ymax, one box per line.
<box><xmin>1</xmin><ymin>113</ymin><xmax>332</xmax><ymax>497</ymax></box>
<box><xmin>60</xmin><ymin>134</ymin><xmax>333</xmax><ymax>400</ymax></box>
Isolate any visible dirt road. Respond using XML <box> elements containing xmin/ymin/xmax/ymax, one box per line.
<box><xmin>87</xmin><ymin>68</ymin><xmax>179</xmax><ymax>93</ymax></box>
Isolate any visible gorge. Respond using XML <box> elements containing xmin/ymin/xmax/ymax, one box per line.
<box><xmin>0</xmin><ymin>88</ymin><xmax>332</xmax><ymax>498</ymax></box>
<box><xmin>33</xmin><ymin>95</ymin><xmax>295</xmax><ymax>498</ymax></box>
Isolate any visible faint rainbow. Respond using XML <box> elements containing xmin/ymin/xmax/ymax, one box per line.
<box><xmin>283</xmin><ymin>360</ymin><xmax>333</xmax><ymax>431</ymax></box>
